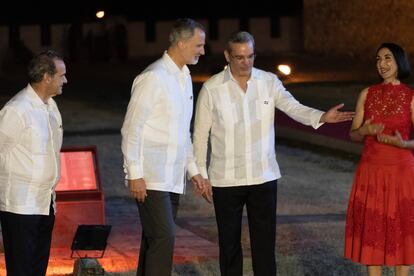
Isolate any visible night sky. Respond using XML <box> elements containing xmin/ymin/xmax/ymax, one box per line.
<box><xmin>0</xmin><ymin>0</ymin><xmax>303</xmax><ymax>24</ymax></box>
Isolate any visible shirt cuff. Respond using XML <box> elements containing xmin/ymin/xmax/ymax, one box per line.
<box><xmin>125</xmin><ymin>164</ymin><xmax>143</xmax><ymax>180</ymax></box>
<box><xmin>198</xmin><ymin>167</ymin><xmax>208</xmax><ymax>179</ymax></box>
<box><xmin>186</xmin><ymin>162</ymin><xmax>200</xmax><ymax>178</ymax></box>
<box><xmin>312</xmin><ymin>111</ymin><xmax>325</xmax><ymax>129</ymax></box>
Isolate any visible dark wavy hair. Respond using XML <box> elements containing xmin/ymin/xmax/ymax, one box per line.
<box><xmin>28</xmin><ymin>49</ymin><xmax>64</xmax><ymax>83</ymax></box>
<box><xmin>376</xmin><ymin>43</ymin><xmax>410</xmax><ymax>79</ymax></box>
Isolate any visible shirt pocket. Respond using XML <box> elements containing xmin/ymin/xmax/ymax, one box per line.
<box><xmin>29</xmin><ymin>126</ymin><xmax>49</xmax><ymax>155</ymax></box>
<box><xmin>55</xmin><ymin>125</ymin><xmax>63</xmax><ymax>150</ymax></box>
<box><xmin>165</xmin><ymin>93</ymin><xmax>183</xmax><ymax>119</ymax></box>
<box><xmin>49</xmin><ymin>113</ymin><xmax>63</xmax><ymax>151</ymax></box>
<box><xmin>256</xmin><ymin>99</ymin><xmax>274</xmax><ymax>120</ymax></box>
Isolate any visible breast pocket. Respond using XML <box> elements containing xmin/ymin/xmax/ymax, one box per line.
<box><xmin>55</xmin><ymin>125</ymin><xmax>63</xmax><ymax>151</ymax></box>
<box><xmin>256</xmin><ymin>99</ymin><xmax>274</xmax><ymax>120</ymax></box>
<box><xmin>29</xmin><ymin>126</ymin><xmax>49</xmax><ymax>154</ymax></box>
<box><xmin>49</xmin><ymin>112</ymin><xmax>63</xmax><ymax>151</ymax></box>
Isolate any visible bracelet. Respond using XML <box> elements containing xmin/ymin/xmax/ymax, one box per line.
<box><xmin>402</xmin><ymin>140</ymin><xmax>407</xmax><ymax>148</ymax></box>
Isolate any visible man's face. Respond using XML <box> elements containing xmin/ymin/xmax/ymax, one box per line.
<box><xmin>181</xmin><ymin>28</ymin><xmax>206</xmax><ymax>65</ymax></box>
<box><xmin>48</xmin><ymin>59</ymin><xmax>67</xmax><ymax>97</ymax></box>
<box><xmin>225</xmin><ymin>41</ymin><xmax>255</xmax><ymax>78</ymax></box>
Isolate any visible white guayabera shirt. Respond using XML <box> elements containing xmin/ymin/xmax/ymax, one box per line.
<box><xmin>121</xmin><ymin>52</ymin><xmax>199</xmax><ymax>194</ymax></box>
<box><xmin>0</xmin><ymin>85</ymin><xmax>62</xmax><ymax>215</ymax></box>
<box><xmin>193</xmin><ymin>66</ymin><xmax>324</xmax><ymax>187</ymax></box>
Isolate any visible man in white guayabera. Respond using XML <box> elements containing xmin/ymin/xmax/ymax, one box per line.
<box><xmin>121</xmin><ymin>18</ymin><xmax>207</xmax><ymax>276</ymax></box>
<box><xmin>0</xmin><ymin>49</ymin><xmax>67</xmax><ymax>276</ymax></box>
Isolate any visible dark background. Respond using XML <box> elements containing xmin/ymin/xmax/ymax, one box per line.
<box><xmin>0</xmin><ymin>0</ymin><xmax>303</xmax><ymax>24</ymax></box>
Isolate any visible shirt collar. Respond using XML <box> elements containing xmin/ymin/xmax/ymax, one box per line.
<box><xmin>223</xmin><ymin>65</ymin><xmax>259</xmax><ymax>84</ymax></box>
<box><xmin>26</xmin><ymin>84</ymin><xmax>52</xmax><ymax>108</ymax></box>
<box><xmin>162</xmin><ymin>51</ymin><xmax>190</xmax><ymax>76</ymax></box>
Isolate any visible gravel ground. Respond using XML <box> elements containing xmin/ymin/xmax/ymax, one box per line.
<box><xmin>62</xmin><ymin>132</ymin><xmax>413</xmax><ymax>276</ymax></box>
<box><xmin>2</xmin><ymin>68</ymin><xmax>414</xmax><ymax>275</ymax></box>
<box><xmin>57</xmin><ymin>78</ymin><xmax>414</xmax><ymax>275</ymax></box>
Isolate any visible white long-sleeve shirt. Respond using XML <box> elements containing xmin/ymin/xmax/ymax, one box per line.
<box><xmin>121</xmin><ymin>52</ymin><xmax>199</xmax><ymax>194</ymax></box>
<box><xmin>193</xmin><ymin>66</ymin><xmax>324</xmax><ymax>187</ymax></box>
<box><xmin>0</xmin><ymin>84</ymin><xmax>62</xmax><ymax>215</ymax></box>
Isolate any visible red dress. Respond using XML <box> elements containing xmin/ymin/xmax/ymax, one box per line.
<box><xmin>344</xmin><ymin>83</ymin><xmax>414</xmax><ymax>265</ymax></box>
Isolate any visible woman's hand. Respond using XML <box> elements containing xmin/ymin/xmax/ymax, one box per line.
<box><xmin>377</xmin><ymin>130</ymin><xmax>406</xmax><ymax>148</ymax></box>
<box><xmin>359</xmin><ymin>118</ymin><xmax>384</xmax><ymax>136</ymax></box>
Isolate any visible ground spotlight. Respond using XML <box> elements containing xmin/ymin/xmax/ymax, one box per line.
<box><xmin>71</xmin><ymin>224</ymin><xmax>111</xmax><ymax>258</ymax></box>
<box><xmin>277</xmin><ymin>64</ymin><xmax>291</xmax><ymax>75</ymax></box>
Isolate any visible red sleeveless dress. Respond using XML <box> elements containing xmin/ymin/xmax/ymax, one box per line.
<box><xmin>344</xmin><ymin>83</ymin><xmax>414</xmax><ymax>265</ymax></box>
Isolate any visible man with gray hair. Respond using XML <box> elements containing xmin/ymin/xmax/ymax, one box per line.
<box><xmin>0</xmin><ymin>50</ymin><xmax>67</xmax><ymax>276</ymax></box>
<box><xmin>193</xmin><ymin>31</ymin><xmax>354</xmax><ymax>275</ymax></box>
<box><xmin>121</xmin><ymin>18</ymin><xmax>206</xmax><ymax>275</ymax></box>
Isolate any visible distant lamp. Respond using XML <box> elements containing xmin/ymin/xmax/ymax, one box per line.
<box><xmin>71</xmin><ymin>224</ymin><xmax>111</xmax><ymax>259</ymax></box>
<box><xmin>277</xmin><ymin>64</ymin><xmax>291</xmax><ymax>76</ymax></box>
<box><xmin>96</xmin><ymin>10</ymin><xmax>105</xmax><ymax>19</ymax></box>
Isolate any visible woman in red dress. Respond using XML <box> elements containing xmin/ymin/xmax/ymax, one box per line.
<box><xmin>345</xmin><ymin>43</ymin><xmax>414</xmax><ymax>276</ymax></box>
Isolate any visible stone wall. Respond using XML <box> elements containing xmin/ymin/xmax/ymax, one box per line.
<box><xmin>304</xmin><ymin>0</ymin><xmax>414</xmax><ymax>59</ymax></box>
<box><xmin>0</xmin><ymin>16</ymin><xmax>301</xmax><ymax>64</ymax></box>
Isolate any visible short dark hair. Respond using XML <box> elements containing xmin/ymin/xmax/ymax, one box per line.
<box><xmin>28</xmin><ymin>49</ymin><xmax>64</xmax><ymax>83</ymax></box>
<box><xmin>168</xmin><ymin>18</ymin><xmax>205</xmax><ymax>45</ymax></box>
<box><xmin>376</xmin><ymin>43</ymin><xmax>410</xmax><ymax>79</ymax></box>
<box><xmin>226</xmin><ymin>31</ymin><xmax>255</xmax><ymax>53</ymax></box>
